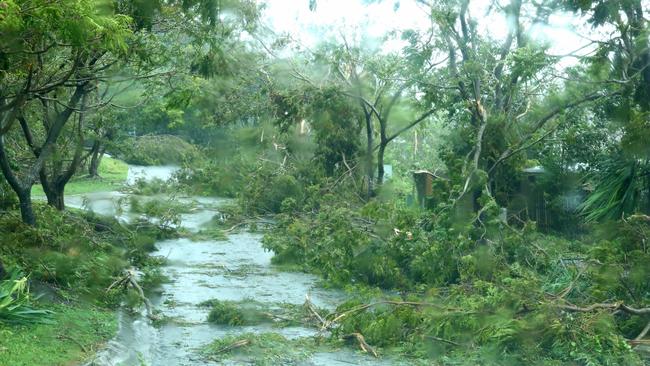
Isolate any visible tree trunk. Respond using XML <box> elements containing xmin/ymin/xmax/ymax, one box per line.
<box><xmin>17</xmin><ymin>189</ymin><xmax>36</xmax><ymax>225</ymax></box>
<box><xmin>39</xmin><ymin>93</ymin><xmax>88</xmax><ymax>211</ymax></box>
<box><xmin>40</xmin><ymin>149</ymin><xmax>82</xmax><ymax>212</ymax></box>
<box><xmin>377</xmin><ymin>116</ymin><xmax>388</xmax><ymax>186</ymax></box>
<box><xmin>0</xmin><ymin>85</ymin><xmax>86</xmax><ymax>225</ymax></box>
<box><xmin>42</xmin><ymin>181</ymin><xmax>65</xmax><ymax>211</ymax></box>
<box><xmin>364</xmin><ymin>111</ymin><xmax>374</xmax><ymax>198</ymax></box>
<box><xmin>0</xmin><ymin>136</ymin><xmax>37</xmax><ymax>226</ymax></box>
<box><xmin>377</xmin><ymin>143</ymin><xmax>386</xmax><ymax>186</ymax></box>
<box><xmin>51</xmin><ymin>186</ymin><xmax>65</xmax><ymax>211</ymax></box>
<box><xmin>88</xmin><ymin>140</ymin><xmax>103</xmax><ymax>177</ymax></box>
<box><xmin>0</xmin><ymin>257</ymin><xmax>6</xmax><ymax>280</ymax></box>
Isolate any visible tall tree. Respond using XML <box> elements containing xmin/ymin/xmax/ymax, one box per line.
<box><xmin>413</xmin><ymin>0</ymin><xmax>613</xmax><ymax>215</ymax></box>
<box><xmin>290</xmin><ymin>38</ymin><xmax>443</xmax><ymax>195</ymax></box>
<box><xmin>1</xmin><ymin>0</ymin><xmax>260</xmax><ymax>218</ymax></box>
<box><xmin>0</xmin><ymin>0</ymin><xmax>132</xmax><ymax>223</ymax></box>
<box><xmin>564</xmin><ymin>0</ymin><xmax>650</xmax><ymax>220</ymax></box>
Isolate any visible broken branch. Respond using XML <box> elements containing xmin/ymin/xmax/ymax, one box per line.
<box><xmin>559</xmin><ymin>302</ymin><xmax>650</xmax><ymax>315</ymax></box>
<box><xmin>343</xmin><ymin>333</ymin><xmax>379</xmax><ymax>358</ymax></box>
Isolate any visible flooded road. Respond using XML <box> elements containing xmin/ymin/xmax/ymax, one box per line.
<box><xmin>71</xmin><ymin>166</ymin><xmax>407</xmax><ymax>366</ymax></box>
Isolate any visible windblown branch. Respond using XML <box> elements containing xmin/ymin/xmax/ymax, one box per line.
<box><xmin>559</xmin><ymin>302</ymin><xmax>650</xmax><ymax>315</ymax></box>
<box><xmin>489</xmin><ymin>91</ymin><xmax>613</xmax><ymax>174</ymax></box>
<box><xmin>371</xmin><ymin>108</ymin><xmax>436</xmax><ymax>151</ymax></box>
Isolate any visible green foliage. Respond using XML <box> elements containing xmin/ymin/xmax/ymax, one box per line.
<box><xmin>308</xmin><ymin>87</ymin><xmax>362</xmax><ymax>175</ymax></box>
<box><xmin>243</xmin><ymin>172</ymin><xmax>302</xmax><ymax>214</ymax></box>
<box><xmin>270</xmin><ymin>85</ymin><xmax>361</xmax><ymax>176</ymax></box>
<box><xmin>0</xmin><ymin>204</ymin><xmax>161</xmax><ymax>306</ymax></box>
<box><xmin>333</xmin><ymin>273</ymin><xmax>642</xmax><ymax>364</ymax></box>
<box><xmin>258</xmin><ymin>177</ymin><xmax>648</xmax><ymax>364</ymax></box>
<box><xmin>334</xmin><ymin>298</ymin><xmax>423</xmax><ymax>347</ymax></box>
<box><xmin>0</xmin><ymin>178</ymin><xmax>17</xmax><ymax>210</ymax></box>
<box><xmin>237</xmin><ymin>158</ymin><xmax>316</xmax><ymax>215</ymax></box>
<box><xmin>580</xmin><ymin>158</ymin><xmax>650</xmax><ymax>222</ymax></box>
<box><xmin>202</xmin><ymin>299</ymin><xmax>315</xmax><ymax>327</ymax></box>
<box><xmin>0</xmin><ymin>269</ymin><xmax>52</xmax><ymax>324</ymax></box>
<box><xmin>264</xmin><ymin>201</ymin><xmax>415</xmax><ymax>287</ymax></box>
<box><xmin>116</xmin><ymin>135</ymin><xmax>201</xmax><ymax>166</ymax></box>
<box><xmin>204</xmin><ymin>299</ymin><xmax>249</xmax><ymax>325</ymax></box>
<box><xmin>202</xmin><ymin>332</ymin><xmax>317</xmax><ymax>365</ymax></box>
<box><xmin>128</xmin><ymin>196</ymin><xmax>201</xmax><ymax>234</ymax></box>
<box><xmin>129</xmin><ymin>196</ymin><xmax>193</xmax><ymax>219</ymax></box>
<box><xmin>191</xmin><ymin>225</ymin><xmax>228</xmax><ymax>241</ymax></box>
<box><xmin>128</xmin><ymin>177</ymin><xmax>175</xmax><ymax>196</ymax></box>
<box><xmin>0</xmin><ymin>0</ymin><xmax>133</xmax><ymax>60</ymax></box>
<box><xmin>174</xmin><ymin>152</ymin><xmax>256</xmax><ymax>198</ymax></box>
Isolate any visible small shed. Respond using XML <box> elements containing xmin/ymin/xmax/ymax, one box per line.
<box><xmin>412</xmin><ymin>170</ymin><xmax>446</xmax><ymax>208</ymax></box>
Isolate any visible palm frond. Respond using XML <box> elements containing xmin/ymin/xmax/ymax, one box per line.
<box><xmin>0</xmin><ymin>269</ymin><xmax>54</xmax><ymax>325</ymax></box>
<box><xmin>580</xmin><ymin>158</ymin><xmax>648</xmax><ymax>222</ymax></box>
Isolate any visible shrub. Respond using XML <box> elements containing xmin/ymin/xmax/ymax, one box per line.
<box><xmin>238</xmin><ymin>162</ymin><xmax>304</xmax><ymax>215</ymax></box>
<box><xmin>206</xmin><ymin>300</ymin><xmax>246</xmax><ymax>325</ymax></box>
<box><xmin>259</xmin><ymin>183</ymin><xmax>647</xmax><ymax>364</ymax></box>
<box><xmin>0</xmin><ymin>205</ymin><xmax>162</xmax><ymax>306</ymax></box>
<box><xmin>116</xmin><ymin>135</ymin><xmax>201</xmax><ymax>166</ymax></box>
<box><xmin>127</xmin><ymin>177</ymin><xmax>175</xmax><ymax>196</ymax></box>
<box><xmin>202</xmin><ymin>299</ymin><xmax>275</xmax><ymax>326</ymax></box>
<box><xmin>173</xmin><ymin>153</ymin><xmax>255</xmax><ymax>197</ymax></box>
<box><xmin>0</xmin><ymin>179</ymin><xmax>17</xmax><ymax>210</ymax></box>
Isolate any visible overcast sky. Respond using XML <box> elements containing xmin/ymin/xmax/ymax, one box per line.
<box><xmin>258</xmin><ymin>0</ymin><xmax>597</xmax><ymax>63</ymax></box>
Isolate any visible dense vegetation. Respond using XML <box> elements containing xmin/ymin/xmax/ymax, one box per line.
<box><xmin>1</xmin><ymin>0</ymin><xmax>650</xmax><ymax>365</ymax></box>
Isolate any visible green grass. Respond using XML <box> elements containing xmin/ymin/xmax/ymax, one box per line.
<box><xmin>0</xmin><ymin>303</ymin><xmax>117</xmax><ymax>366</ymax></box>
<box><xmin>32</xmin><ymin>157</ymin><xmax>129</xmax><ymax>196</ymax></box>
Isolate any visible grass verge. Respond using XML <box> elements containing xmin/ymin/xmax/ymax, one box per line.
<box><xmin>0</xmin><ymin>202</ymin><xmax>174</xmax><ymax>366</ymax></box>
<box><xmin>0</xmin><ymin>304</ymin><xmax>117</xmax><ymax>366</ymax></box>
<box><xmin>32</xmin><ymin>157</ymin><xmax>129</xmax><ymax>196</ymax></box>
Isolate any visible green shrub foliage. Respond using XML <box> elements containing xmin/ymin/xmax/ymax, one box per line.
<box><xmin>116</xmin><ymin>135</ymin><xmax>201</xmax><ymax>166</ymax></box>
<box><xmin>0</xmin><ymin>205</ymin><xmax>163</xmax><ymax>306</ymax></box>
<box><xmin>250</xmin><ymin>160</ymin><xmax>648</xmax><ymax>364</ymax></box>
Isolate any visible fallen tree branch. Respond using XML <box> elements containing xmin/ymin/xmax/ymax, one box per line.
<box><xmin>215</xmin><ymin>339</ymin><xmax>250</xmax><ymax>354</ymax></box>
<box><xmin>223</xmin><ymin>217</ymin><xmax>276</xmax><ymax>233</ymax></box>
<box><xmin>635</xmin><ymin>320</ymin><xmax>650</xmax><ymax>341</ymax></box>
<box><xmin>304</xmin><ymin>294</ymin><xmax>327</xmax><ymax>329</ymax></box>
<box><xmin>223</xmin><ymin>221</ymin><xmax>249</xmax><ymax>233</ymax></box>
<box><xmin>128</xmin><ymin>271</ymin><xmax>155</xmax><ymax>320</ymax></box>
<box><xmin>262</xmin><ymin>312</ymin><xmax>298</xmax><ymax>324</ymax></box>
<box><xmin>557</xmin><ymin>263</ymin><xmax>590</xmax><ymax>299</ymax></box>
<box><xmin>106</xmin><ymin>269</ymin><xmax>157</xmax><ymax>320</ymax></box>
<box><xmin>425</xmin><ymin>335</ymin><xmax>461</xmax><ymax>347</ymax></box>
<box><xmin>343</xmin><ymin>333</ymin><xmax>379</xmax><ymax>358</ymax></box>
<box><xmin>327</xmin><ymin>301</ymin><xmax>469</xmax><ymax>329</ymax></box>
<box><xmin>106</xmin><ymin>275</ymin><xmax>129</xmax><ymax>292</ymax></box>
<box><xmin>559</xmin><ymin>302</ymin><xmax>650</xmax><ymax>315</ymax></box>
<box><xmin>627</xmin><ymin>339</ymin><xmax>650</xmax><ymax>346</ymax></box>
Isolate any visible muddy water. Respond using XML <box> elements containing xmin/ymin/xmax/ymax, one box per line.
<box><xmin>75</xmin><ymin>166</ymin><xmax>407</xmax><ymax>366</ymax></box>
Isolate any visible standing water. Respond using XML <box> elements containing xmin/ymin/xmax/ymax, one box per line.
<box><xmin>71</xmin><ymin>166</ymin><xmax>409</xmax><ymax>366</ymax></box>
